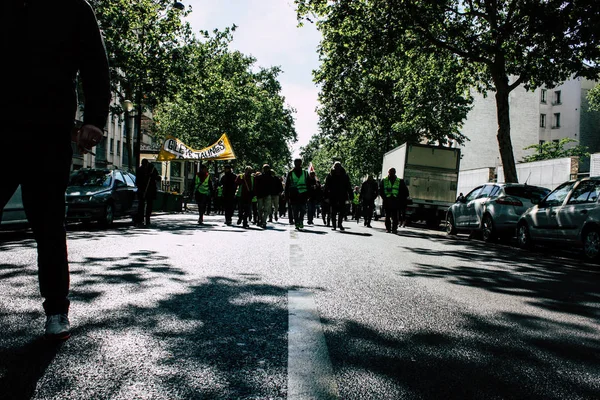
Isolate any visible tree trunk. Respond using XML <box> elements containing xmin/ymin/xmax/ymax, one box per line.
<box><xmin>494</xmin><ymin>79</ymin><xmax>518</xmax><ymax>183</ymax></box>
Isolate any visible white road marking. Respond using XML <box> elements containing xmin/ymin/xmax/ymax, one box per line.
<box><xmin>288</xmin><ymin>290</ymin><xmax>339</xmax><ymax>399</ymax></box>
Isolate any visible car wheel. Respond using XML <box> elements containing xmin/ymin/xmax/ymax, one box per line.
<box><xmin>481</xmin><ymin>214</ymin><xmax>496</xmax><ymax>242</ymax></box>
<box><xmin>517</xmin><ymin>222</ymin><xmax>533</xmax><ymax>250</ymax></box>
<box><xmin>101</xmin><ymin>203</ymin><xmax>114</xmax><ymax>227</ymax></box>
<box><xmin>446</xmin><ymin>213</ymin><xmax>457</xmax><ymax>235</ymax></box>
<box><xmin>582</xmin><ymin>227</ymin><xmax>600</xmax><ymax>261</ymax></box>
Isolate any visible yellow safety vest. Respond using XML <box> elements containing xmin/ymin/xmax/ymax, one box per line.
<box><xmin>290</xmin><ymin>170</ymin><xmax>308</xmax><ymax>193</ymax></box>
<box><xmin>383</xmin><ymin>177</ymin><xmax>400</xmax><ymax>198</ymax></box>
<box><xmin>195</xmin><ymin>174</ymin><xmax>210</xmax><ymax>195</ymax></box>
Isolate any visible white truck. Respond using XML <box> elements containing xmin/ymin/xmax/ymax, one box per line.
<box><xmin>380</xmin><ymin>143</ymin><xmax>461</xmax><ymax>229</ymax></box>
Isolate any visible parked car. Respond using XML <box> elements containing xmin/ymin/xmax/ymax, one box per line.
<box><xmin>517</xmin><ymin>177</ymin><xmax>600</xmax><ymax>261</ymax></box>
<box><xmin>0</xmin><ymin>185</ymin><xmax>28</xmax><ymax>228</ymax></box>
<box><xmin>66</xmin><ymin>168</ymin><xmax>138</xmax><ymax>227</ymax></box>
<box><xmin>446</xmin><ymin>183</ymin><xmax>550</xmax><ymax>242</ymax></box>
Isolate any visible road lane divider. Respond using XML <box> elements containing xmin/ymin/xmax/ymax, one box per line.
<box><xmin>288</xmin><ymin>290</ymin><xmax>339</xmax><ymax>399</ymax></box>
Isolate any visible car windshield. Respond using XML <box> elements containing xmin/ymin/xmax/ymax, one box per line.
<box><xmin>504</xmin><ymin>186</ymin><xmax>550</xmax><ymax>201</ymax></box>
<box><xmin>69</xmin><ymin>170</ymin><xmax>112</xmax><ymax>188</ymax></box>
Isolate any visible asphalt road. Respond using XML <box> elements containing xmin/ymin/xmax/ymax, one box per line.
<box><xmin>0</xmin><ymin>210</ymin><xmax>598</xmax><ymax>400</ymax></box>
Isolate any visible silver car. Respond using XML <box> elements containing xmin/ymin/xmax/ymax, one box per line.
<box><xmin>446</xmin><ymin>183</ymin><xmax>550</xmax><ymax>242</ymax></box>
<box><xmin>0</xmin><ymin>185</ymin><xmax>28</xmax><ymax>228</ymax></box>
<box><xmin>517</xmin><ymin>177</ymin><xmax>600</xmax><ymax>261</ymax></box>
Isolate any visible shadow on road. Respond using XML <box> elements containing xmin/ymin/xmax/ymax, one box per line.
<box><xmin>322</xmin><ymin>309</ymin><xmax>600</xmax><ymax>399</ymax></box>
<box><xmin>0</xmin><ymin>247</ymin><xmax>307</xmax><ymax>399</ymax></box>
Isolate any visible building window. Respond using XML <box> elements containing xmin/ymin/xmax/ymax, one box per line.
<box><xmin>553</xmin><ymin>90</ymin><xmax>561</xmax><ymax>105</ymax></box>
<box><xmin>540</xmin><ymin>114</ymin><xmax>546</xmax><ymax>128</ymax></box>
<box><xmin>110</xmin><ymin>138</ymin><xmax>114</xmax><ymax>154</ymax></box>
<box><xmin>553</xmin><ymin>113</ymin><xmax>561</xmax><ymax>128</ymax></box>
<box><xmin>539</xmin><ymin>140</ymin><xmax>546</xmax><ymax>146</ymax></box>
<box><xmin>540</xmin><ymin>89</ymin><xmax>547</xmax><ymax>103</ymax></box>
<box><xmin>117</xmin><ymin>140</ymin><xmax>121</xmax><ymax>156</ymax></box>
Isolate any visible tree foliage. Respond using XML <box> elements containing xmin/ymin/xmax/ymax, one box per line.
<box><xmin>296</xmin><ymin>0</ymin><xmax>600</xmax><ymax>182</ymax></box>
<box><xmin>297</xmin><ymin>0</ymin><xmax>473</xmax><ymax>179</ymax></box>
<box><xmin>89</xmin><ymin>1</ymin><xmax>297</xmax><ymax>172</ymax></box>
<box><xmin>152</xmin><ymin>29</ymin><xmax>297</xmax><ymax>173</ymax></box>
<box><xmin>589</xmin><ymin>84</ymin><xmax>600</xmax><ymax>112</ymax></box>
<box><xmin>522</xmin><ymin>138</ymin><xmax>589</xmax><ymax>163</ymax></box>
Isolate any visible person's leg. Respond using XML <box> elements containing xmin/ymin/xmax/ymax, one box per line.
<box><xmin>256</xmin><ymin>197</ymin><xmax>263</xmax><ymax>225</ymax></box>
<box><xmin>271</xmin><ymin>195</ymin><xmax>279</xmax><ymax>221</ymax></box>
<box><xmin>384</xmin><ymin>207</ymin><xmax>392</xmax><ymax>232</ymax></box>
<box><xmin>137</xmin><ymin>195</ymin><xmax>146</xmax><ymax>225</ymax></box>
<box><xmin>262</xmin><ymin>196</ymin><xmax>271</xmax><ymax>227</ymax></box>
<box><xmin>20</xmin><ymin>132</ymin><xmax>72</xmax><ymax>318</ymax></box>
<box><xmin>391</xmin><ymin>207</ymin><xmax>399</xmax><ymax>232</ymax></box>
<box><xmin>145</xmin><ymin>199</ymin><xmax>153</xmax><ymax>224</ymax></box>
<box><xmin>307</xmin><ymin>200</ymin><xmax>314</xmax><ymax>224</ymax></box>
<box><xmin>225</xmin><ymin>197</ymin><xmax>234</xmax><ymax>224</ymax></box>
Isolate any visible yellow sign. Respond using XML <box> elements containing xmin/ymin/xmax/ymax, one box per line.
<box><xmin>156</xmin><ymin>134</ymin><xmax>236</xmax><ymax>161</ymax></box>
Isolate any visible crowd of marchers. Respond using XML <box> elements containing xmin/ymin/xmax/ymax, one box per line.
<box><xmin>138</xmin><ymin>158</ymin><xmax>412</xmax><ymax>234</ymax></box>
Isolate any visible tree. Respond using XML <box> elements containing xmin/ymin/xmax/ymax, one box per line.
<box><xmin>522</xmin><ymin>138</ymin><xmax>589</xmax><ymax>163</ymax></box>
<box><xmin>295</xmin><ymin>0</ymin><xmax>473</xmax><ymax>180</ymax></box>
<box><xmin>589</xmin><ymin>85</ymin><xmax>600</xmax><ymax>112</ymax></box>
<box><xmin>152</xmin><ymin>29</ymin><xmax>297</xmax><ymax>172</ymax></box>
<box><xmin>90</xmin><ymin>0</ymin><xmax>194</xmax><ymax>170</ymax></box>
<box><xmin>297</xmin><ymin>0</ymin><xmax>600</xmax><ymax>182</ymax></box>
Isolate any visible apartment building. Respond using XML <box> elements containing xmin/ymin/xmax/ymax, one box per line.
<box><xmin>458</xmin><ymin>77</ymin><xmax>600</xmax><ymax>173</ymax></box>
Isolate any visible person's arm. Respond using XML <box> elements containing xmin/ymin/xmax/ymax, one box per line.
<box><xmin>75</xmin><ymin>1</ymin><xmax>111</xmax><ymax>153</ymax></box>
<box><xmin>379</xmin><ymin>180</ymin><xmax>385</xmax><ymax>198</ymax></box>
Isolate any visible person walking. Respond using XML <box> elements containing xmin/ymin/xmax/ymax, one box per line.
<box><xmin>0</xmin><ymin>0</ymin><xmax>111</xmax><ymax>340</ymax></box>
<box><xmin>351</xmin><ymin>186</ymin><xmax>361</xmax><ymax>222</ymax></box>
<box><xmin>306</xmin><ymin>171</ymin><xmax>319</xmax><ymax>225</ymax></box>
<box><xmin>325</xmin><ymin>162</ymin><xmax>352</xmax><ymax>231</ymax></box>
<box><xmin>136</xmin><ymin>159</ymin><xmax>161</xmax><ymax>226</ymax></box>
<box><xmin>380</xmin><ymin>167</ymin><xmax>401</xmax><ymax>233</ymax></box>
<box><xmin>269</xmin><ymin>170</ymin><xmax>284</xmax><ymax>222</ymax></box>
<box><xmin>321</xmin><ymin>182</ymin><xmax>331</xmax><ymax>227</ymax></box>
<box><xmin>194</xmin><ymin>164</ymin><xmax>213</xmax><ymax>224</ymax></box>
<box><xmin>220</xmin><ymin>164</ymin><xmax>237</xmax><ymax>225</ymax></box>
<box><xmin>254</xmin><ymin>164</ymin><xmax>273</xmax><ymax>228</ymax></box>
<box><xmin>285</xmin><ymin>158</ymin><xmax>310</xmax><ymax>230</ymax></box>
<box><xmin>236</xmin><ymin>166</ymin><xmax>255</xmax><ymax>228</ymax></box>
<box><xmin>360</xmin><ymin>174</ymin><xmax>379</xmax><ymax>228</ymax></box>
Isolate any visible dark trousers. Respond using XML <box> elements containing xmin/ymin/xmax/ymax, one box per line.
<box><xmin>1</xmin><ymin>126</ymin><xmax>72</xmax><ymax>315</ymax></box>
<box><xmin>137</xmin><ymin>196</ymin><xmax>154</xmax><ymax>224</ymax></box>
<box><xmin>239</xmin><ymin>200</ymin><xmax>252</xmax><ymax>227</ymax></box>
<box><xmin>223</xmin><ymin>196</ymin><xmax>235</xmax><ymax>223</ymax></box>
<box><xmin>321</xmin><ymin>202</ymin><xmax>330</xmax><ymax>225</ymax></box>
<box><xmin>291</xmin><ymin>201</ymin><xmax>306</xmax><ymax>226</ymax></box>
<box><xmin>330</xmin><ymin>202</ymin><xmax>345</xmax><ymax>228</ymax></box>
<box><xmin>363</xmin><ymin>201</ymin><xmax>375</xmax><ymax>225</ymax></box>
<box><xmin>195</xmin><ymin>192</ymin><xmax>209</xmax><ymax>220</ymax></box>
<box><xmin>384</xmin><ymin>206</ymin><xmax>399</xmax><ymax>232</ymax></box>
<box><xmin>307</xmin><ymin>200</ymin><xmax>316</xmax><ymax>223</ymax></box>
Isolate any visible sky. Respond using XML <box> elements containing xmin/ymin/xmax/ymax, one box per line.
<box><xmin>184</xmin><ymin>0</ymin><xmax>322</xmax><ymax>157</ymax></box>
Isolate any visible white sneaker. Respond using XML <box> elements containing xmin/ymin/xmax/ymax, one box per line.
<box><xmin>45</xmin><ymin>314</ymin><xmax>71</xmax><ymax>340</ymax></box>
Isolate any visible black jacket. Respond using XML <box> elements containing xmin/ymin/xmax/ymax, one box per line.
<box><xmin>360</xmin><ymin>179</ymin><xmax>379</xmax><ymax>203</ymax></box>
<box><xmin>220</xmin><ymin>171</ymin><xmax>238</xmax><ymax>198</ymax></box>
<box><xmin>3</xmin><ymin>0</ymin><xmax>111</xmax><ymax>130</ymax></box>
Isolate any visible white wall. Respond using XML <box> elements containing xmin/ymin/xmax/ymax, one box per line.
<box><xmin>457</xmin><ymin>167</ymin><xmax>495</xmax><ymax>197</ymax></box>
<box><xmin>590</xmin><ymin>153</ymin><xmax>600</xmax><ymax>177</ymax></box>
<box><xmin>497</xmin><ymin>157</ymin><xmax>575</xmax><ymax>190</ymax></box>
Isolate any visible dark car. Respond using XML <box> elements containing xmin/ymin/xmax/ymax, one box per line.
<box><xmin>65</xmin><ymin>168</ymin><xmax>138</xmax><ymax>227</ymax></box>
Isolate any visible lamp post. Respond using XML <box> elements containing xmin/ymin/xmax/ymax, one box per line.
<box><xmin>123</xmin><ymin>99</ymin><xmax>134</xmax><ymax>171</ymax></box>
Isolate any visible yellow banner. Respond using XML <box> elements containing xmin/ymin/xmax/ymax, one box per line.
<box><xmin>156</xmin><ymin>134</ymin><xmax>236</xmax><ymax>161</ymax></box>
